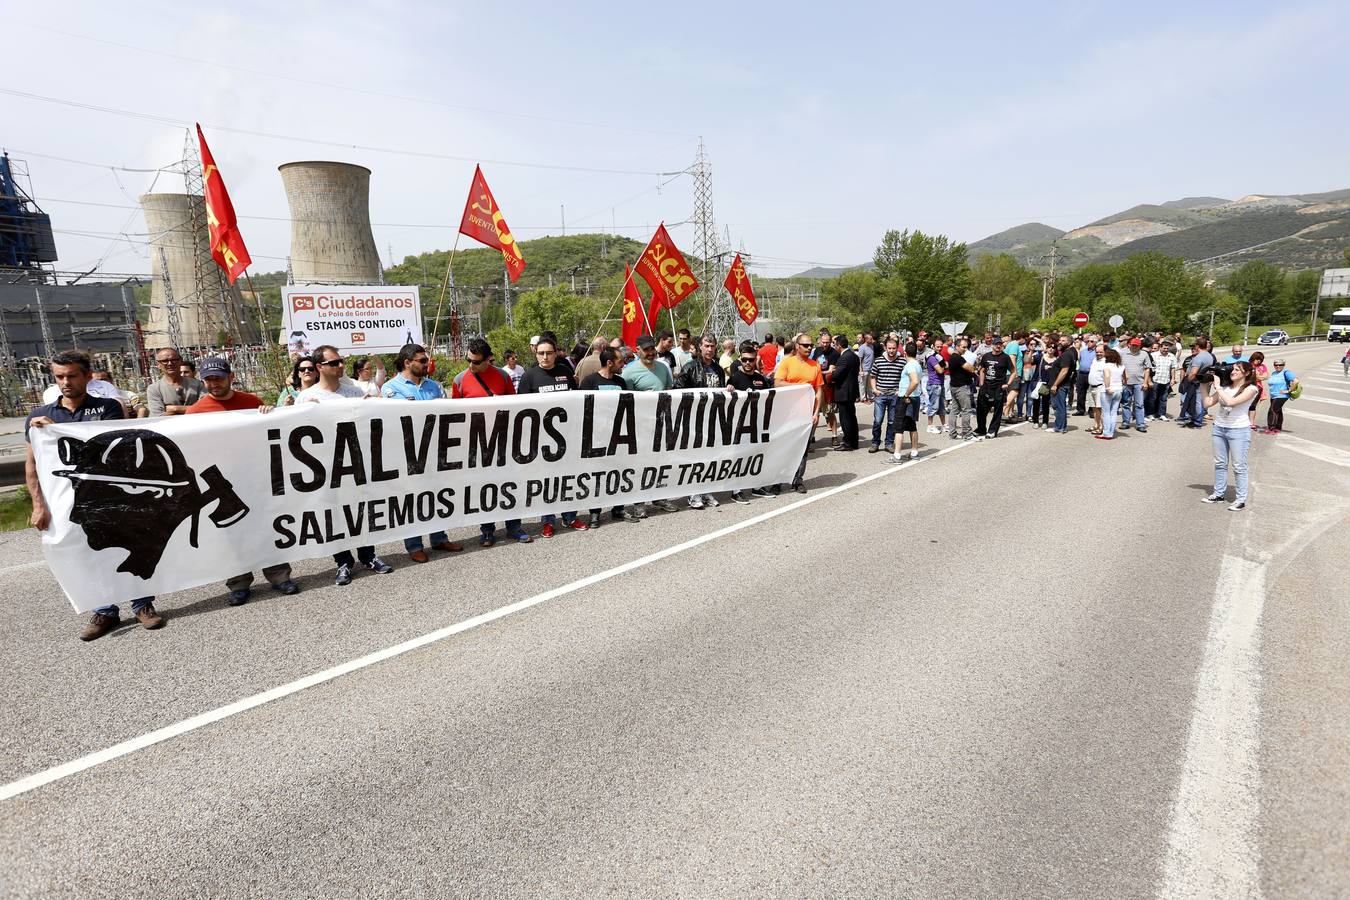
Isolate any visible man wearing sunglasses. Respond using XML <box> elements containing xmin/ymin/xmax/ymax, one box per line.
<box><xmin>773</xmin><ymin>333</ymin><xmax>824</xmax><ymax>494</ymax></box>
<box><xmin>729</xmin><ymin>339</ymin><xmax>771</xmax><ymax>503</ymax></box>
<box><xmin>299</xmin><ymin>345</ymin><xmax>396</xmax><ymax>584</ymax></box>
<box><xmin>519</xmin><ymin>336</ymin><xmax>588</xmax><ymax>536</ymax></box>
<box><xmin>381</xmin><ymin>343</ymin><xmax>464</xmax><ymax>562</ymax></box>
<box><xmin>146</xmin><ymin>347</ymin><xmax>204</xmax><ymax>416</ymax></box>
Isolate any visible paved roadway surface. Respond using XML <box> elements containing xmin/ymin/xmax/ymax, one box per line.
<box><xmin>0</xmin><ymin>343</ymin><xmax>1346</xmax><ymax>898</ymax></box>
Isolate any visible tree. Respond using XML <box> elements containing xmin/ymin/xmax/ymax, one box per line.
<box><xmin>1276</xmin><ymin>269</ymin><xmax>1322</xmax><ymax>323</ymax></box>
<box><xmin>1225</xmin><ymin>260</ymin><xmax>1286</xmax><ymax>324</ymax></box>
<box><xmin>510</xmin><ymin>286</ymin><xmax>604</xmax><ymax>348</ymax></box>
<box><xmin>819</xmin><ymin>269</ymin><xmax>905</xmax><ymax>333</ymax></box>
<box><xmin>1055</xmin><ymin>263</ymin><xmax>1114</xmax><ymax>322</ymax></box>
<box><xmin>872</xmin><ymin>229</ymin><xmax>970</xmax><ymax>332</ymax></box>
<box><xmin>1110</xmin><ymin>252</ymin><xmax>1210</xmax><ymax>332</ymax></box>
<box><xmin>968</xmin><ymin>253</ymin><xmax>1041</xmax><ymax>329</ymax></box>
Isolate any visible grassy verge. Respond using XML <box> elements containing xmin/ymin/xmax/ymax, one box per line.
<box><xmin>0</xmin><ymin>488</ymin><xmax>33</xmax><ymax>532</ymax></box>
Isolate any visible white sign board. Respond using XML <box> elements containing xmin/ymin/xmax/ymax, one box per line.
<box><xmin>282</xmin><ymin>285</ymin><xmax>422</xmax><ymax>354</ymax></box>
<box><xmin>940</xmin><ymin>321</ymin><xmax>968</xmax><ymax>337</ymax></box>
<box><xmin>32</xmin><ymin>386</ymin><xmax>814</xmax><ymax>610</ymax></box>
<box><xmin>1108</xmin><ymin>314</ymin><xmax>1124</xmax><ymax>329</ymax></box>
<box><xmin>1319</xmin><ymin>268</ymin><xmax>1349</xmax><ymax>299</ymax></box>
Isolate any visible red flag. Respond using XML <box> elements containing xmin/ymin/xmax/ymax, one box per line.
<box><xmin>636</xmin><ymin>222</ymin><xmax>698</xmax><ymax>312</ymax></box>
<box><xmin>620</xmin><ymin>264</ymin><xmax>647</xmax><ymax>350</ymax></box>
<box><xmin>723</xmin><ymin>253</ymin><xmax>757</xmax><ymax>326</ymax></box>
<box><xmin>458</xmin><ymin>165</ymin><xmax>526</xmax><ymax>283</ymax></box>
<box><xmin>196</xmin><ymin>124</ymin><xmax>251</xmax><ymax>284</ymax></box>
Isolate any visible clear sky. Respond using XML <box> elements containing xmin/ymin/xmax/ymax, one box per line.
<box><xmin>4</xmin><ymin>0</ymin><xmax>1347</xmax><ymax>279</ymax></box>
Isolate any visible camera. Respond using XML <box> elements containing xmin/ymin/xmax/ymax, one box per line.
<box><xmin>1204</xmin><ymin>362</ymin><xmax>1235</xmax><ymax>386</ymax></box>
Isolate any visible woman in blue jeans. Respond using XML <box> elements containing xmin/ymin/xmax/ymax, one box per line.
<box><xmin>1201</xmin><ymin>360</ymin><xmax>1259</xmax><ymax>511</ymax></box>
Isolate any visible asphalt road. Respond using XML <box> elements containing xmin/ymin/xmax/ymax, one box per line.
<box><xmin>1</xmin><ymin>342</ymin><xmax>1346</xmax><ymax>897</ymax></box>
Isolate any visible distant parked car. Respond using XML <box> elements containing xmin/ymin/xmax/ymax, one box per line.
<box><xmin>1257</xmin><ymin>329</ymin><xmax>1289</xmax><ymax>346</ymax></box>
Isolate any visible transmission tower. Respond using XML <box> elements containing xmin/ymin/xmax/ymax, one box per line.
<box><xmin>1039</xmin><ymin>244</ymin><xmax>1064</xmax><ymax>319</ymax></box>
<box><xmin>159</xmin><ymin>247</ymin><xmax>184</xmax><ymax>351</ymax></box>
<box><xmin>180</xmin><ymin>130</ymin><xmax>244</xmax><ymax>345</ymax></box>
<box><xmin>34</xmin><ymin>286</ymin><xmax>56</xmax><ymax>360</ymax></box>
<box><xmin>691</xmin><ymin>138</ymin><xmax>736</xmax><ymax>338</ymax></box>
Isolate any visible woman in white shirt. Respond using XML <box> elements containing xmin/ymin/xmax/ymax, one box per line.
<box><xmin>1096</xmin><ymin>348</ymin><xmax>1125</xmax><ymax>440</ymax></box>
<box><xmin>350</xmin><ymin>355</ymin><xmax>386</xmax><ymax>398</ymax></box>
<box><xmin>1201</xmin><ymin>360</ymin><xmax>1259</xmax><ymax>511</ymax></box>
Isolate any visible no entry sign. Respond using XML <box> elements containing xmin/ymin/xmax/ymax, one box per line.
<box><xmin>1073</xmin><ymin>312</ymin><xmax>1089</xmax><ymax>328</ymax></box>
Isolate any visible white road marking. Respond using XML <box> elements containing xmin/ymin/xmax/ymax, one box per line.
<box><xmin>1274</xmin><ymin>432</ymin><xmax>1350</xmax><ymax>468</ymax></box>
<box><xmin>1305</xmin><ymin>379</ymin><xmax>1350</xmax><ymax>392</ymax></box>
<box><xmin>0</xmin><ymin>427</ymin><xmax>1014</xmax><ymax>802</ymax></box>
<box><xmin>1160</xmin><ymin>553</ymin><xmax>1266</xmax><ymax>899</ymax></box>
<box><xmin>1284</xmin><ymin>408</ymin><xmax>1350</xmax><ymax>427</ymax></box>
<box><xmin>1300</xmin><ymin>395</ymin><xmax>1350</xmax><ymax>408</ymax></box>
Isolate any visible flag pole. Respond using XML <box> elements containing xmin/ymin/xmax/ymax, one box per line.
<box><xmin>242</xmin><ymin>269</ymin><xmax>282</xmax><ymax>391</ymax></box>
<box><xmin>428</xmin><ymin>232</ymin><xmax>461</xmax><ymax>355</ymax></box>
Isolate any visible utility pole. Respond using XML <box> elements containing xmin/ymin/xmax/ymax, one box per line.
<box><xmin>503</xmin><ymin>269</ymin><xmax>513</xmax><ymax>328</ymax></box>
<box><xmin>1243</xmin><ymin>302</ymin><xmax>1252</xmax><ymax>345</ymax></box>
<box><xmin>1039</xmin><ymin>245</ymin><xmax>1064</xmax><ymax>319</ymax></box>
<box><xmin>35</xmin><ymin>286</ymin><xmax>55</xmax><ymax>360</ymax></box>
<box><xmin>561</xmin><ymin>205</ymin><xmax>566</xmax><ymax>236</ymax></box>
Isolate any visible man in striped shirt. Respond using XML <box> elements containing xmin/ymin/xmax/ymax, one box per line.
<box><xmin>867</xmin><ymin>338</ymin><xmax>904</xmax><ymax>453</ymax></box>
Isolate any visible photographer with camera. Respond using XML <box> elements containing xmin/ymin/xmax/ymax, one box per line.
<box><xmin>1180</xmin><ymin>338</ymin><xmax>1215</xmax><ymax>428</ymax></box>
<box><xmin>1201</xmin><ymin>360</ymin><xmax>1259</xmax><ymax>511</ymax></box>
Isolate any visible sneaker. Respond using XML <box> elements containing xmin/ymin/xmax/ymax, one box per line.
<box><xmin>964</xmin><ymin>435</ymin><xmax>975</xmax><ymax>442</ymax></box>
<box><xmin>729</xmin><ymin>491</ymin><xmax>750</xmax><ymax>504</ymax></box>
<box><xmin>887</xmin><ymin>454</ymin><xmax>905</xmax><ymax>463</ymax></box>
<box><xmin>751</xmin><ymin>487</ymin><xmax>773</xmax><ymax>498</ymax></box>
<box><xmin>688</xmin><ymin>496</ymin><xmax>704</xmax><ymax>510</ymax></box>
<box><xmin>566</xmin><ymin>519</ymin><xmax>588</xmax><ymax>531</ymax></box>
<box><xmin>910</xmin><ymin>449</ymin><xmax>919</xmax><ymax>460</ymax></box>
<box><xmin>704</xmin><ymin>496</ymin><xmax>720</xmax><ymax>508</ymax></box>
<box><xmin>364</xmin><ymin>557</ymin><xmax>394</xmax><ymax>574</ymax></box>
<box><xmin>1228</xmin><ymin>501</ymin><xmax>1246</xmax><ymax>512</ymax></box>
<box><xmin>615</xmin><ymin>509</ymin><xmax>640</xmax><ymax>522</ymax></box>
<box><xmin>1136</xmin><ymin>427</ymin><xmax>1147</xmax><ymax>433</ymax></box>
<box><xmin>510</xmin><ymin>529</ymin><xmax>533</xmax><ymax>544</ymax></box>
<box><xmin>588</xmin><ymin>512</ymin><xmax>602</xmax><ymax>529</ymax></box>
<box><xmin>135</xmin><ymin>604</ymin><xmax>164</xmax><ymax>629</ymax></box>
<box><xmin>1201</xmin><ymin>494</ymin><xmax>1225</xmax><ymax>504</ymax></box>
<box><xmin>1159</xmin><ymin>415</ymin><xmax>1172</xmax><ymax>421</ymax></box>
<box><xmin>654</xmin><ymin>499</ymin><xmax>679</xmax><ymax>513</ymax></box>
<box><xmin>974</xmin><ymin>435</ymin><xmax>985</xmax><ymax>442</ymax></box>
<box><xmin>79</xmin><ymin>611</ymin><xmax>120</xmax><ymax>642</ymax></box>
<box><xmin>227</xmin><ymin>588</ymin><xmax>251</xmax><ymax>607</ymax></box>
<box><xmin>632</xmin><ymin>504</ymin><xmax>649</xmax><ymax>519</ymax></box>
<box><xmin>272</xmin><ymin>580</ymin><xmax>300</xmax><ymax>595</ymax></box>
<box><xmin>541</xmin><ymin>523</ymin><xmax>555</xmax><ymax>538</ymax></box>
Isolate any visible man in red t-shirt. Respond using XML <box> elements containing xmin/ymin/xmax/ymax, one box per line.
<box><xmin>186</xmin><ymin>357</ymin><xmax>299</xmax><ymax>605</ymax></box>
<box><xmin>757</xmin><ymin>333</ymin><xmax>779</xmax><ymax>381</ymax></box>
<box><xmin>449</xmin><ymin>338</ymin><xmax>529</xmax><ymax>547</ymax></box>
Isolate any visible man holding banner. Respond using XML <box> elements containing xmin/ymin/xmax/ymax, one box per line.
<box><xmin>774</xmin><ymin>334</ymin><xmax>824</xmax><ymax>494</ymax></box>
<box><xmin>25</xmin><ymin>350</ymin><xmax>161</xmax><ymax>641</ymax></box>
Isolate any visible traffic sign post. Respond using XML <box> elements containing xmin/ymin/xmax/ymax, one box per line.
<box><xmin>1109</xmin><ymin>314</ymin><xmax>1124</xmax><ymax>330</ymax></box>
<box><xmin>1073</xmin><ymin>312</ymin><xmax>1089</xmax><ymax>329</ymax></box>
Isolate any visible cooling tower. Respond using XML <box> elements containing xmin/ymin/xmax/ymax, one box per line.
<box><xmin>278</xmin><ymin>161</ymin><xmax>381</xmax><ymax>284</ymax></box>
<box><xmin>140</xmin><ymin>193</ymin><xmax>259</xmax><ymax>350</ymax></box>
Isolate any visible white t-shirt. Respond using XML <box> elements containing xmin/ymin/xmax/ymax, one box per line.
<box><xmin>353</xmin><ymin>378</ymin><xmax>382</xmax><ymax>398</ymax></box>
<box><xmin>297</xmin><ymin>381</ymin><xmax>367</xmax><ymax>403</ymax></box>
<box><xmin>1088</xmin><ymin>358</ymin><xmax>1105</xmax><ymax>387</ymax></box>
<box><xmin>1212</xmin><ymin>384</ymin><xmax>1255</xmax><ymax>428</ymax></box>
<box><xmin>1100</xmin><ymin>362</ymin><xmax>1125</xmax><ymax>396</ymax></box>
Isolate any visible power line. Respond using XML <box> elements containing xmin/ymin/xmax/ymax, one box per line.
<box><xmin>0</xmin><ymin>88</ymin><xmax>686</xmax><ymax>177</ymax></box>
<box><xmin>14</xmin><ymin>21</ymin><xmax>701</xmax><ymax>140</ymax></box>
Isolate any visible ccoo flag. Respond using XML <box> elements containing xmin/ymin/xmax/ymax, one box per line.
<box><xmin>195</xmin><ymin>124</ymin><xmax>251</xmax><ymax>284</ymax></box>
<box><xmin>636</xmin><ymin>222</ymin><xmax>698</xmax><ymax>313</ymax></box>
<box><xmin>459</xmin><ymin>165</ymin><xmax>526</xmax><ymax>283</ymax></box>
<box><xmin>723</xmin><ymin>253</ymin><xmax>757</xmax><ymax>326</ymax></box>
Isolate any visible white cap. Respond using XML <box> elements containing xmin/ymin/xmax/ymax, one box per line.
<box><xmin>529</xmin><ymin>335</ymin><xmax>540</xmax><ymax>345</ymax></box>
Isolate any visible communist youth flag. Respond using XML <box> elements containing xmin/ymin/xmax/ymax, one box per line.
<box><xmin>459</xmin><ymin>165</ymin><xmax>526</xmax><ymax>283</ymax></box>
<box><xmin>636</xmin><ymin>222</ymin><xmax>698</xmax><ymax>312</ymax></box>
<box><xmin>196</xmin><ymin>124</ymin><xmax>251</xmax><ymax>284</ymax></box>
<box><xmin>723</xmin><ymin>253</ymin><xmax>758</xmax><ymax>326</ymax></box>
<box><xmin>619</xmin><ymin>264</ymin><xmax>648</xmax><ymax>350</ymax></box>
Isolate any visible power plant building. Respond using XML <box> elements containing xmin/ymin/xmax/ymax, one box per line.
<box><xmin>278</xmin><ymin>161</ymin><xmax>382</xmax><ymax>284</ymax></box>
<box><xmin>140</xmin><ymin>193</ymin><xmax>258</xmax><ymax>349</ymax></box>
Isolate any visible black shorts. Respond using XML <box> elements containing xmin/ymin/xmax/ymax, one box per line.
<box><xmin>899</xmin><ymin>396</ymin><xmax>920</xmax><ymax>432</ymax></box>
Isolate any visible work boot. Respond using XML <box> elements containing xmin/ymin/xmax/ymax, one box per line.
<box><xmin>135</xmin><ymin>604</ymin><xmax>165</xmax><ymax>630</ymax></box>
<box><xmin>79</xmin><ymin>612</ymin><xmax>120</xmax><ymax>642</ymax></box>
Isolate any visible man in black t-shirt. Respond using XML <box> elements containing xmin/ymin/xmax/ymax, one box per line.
<box><xmin>946</xmin><ymin>338</ymin><xmax>977</xmax><ymax>440</ymax></box>
<box><xmin>682</xmin><ymin>336</ymin><xmax>728</xmax><ymax>509</ymax></box>
<box><xmin>518</xmin><ymin>337</ymin><xmax>585</xmax><ymax>536</ymax></box>
<box><xmin>1049</xmin><ymin>336</ymin><xmax>1077</xmax><ymax>433</ymax></box>
<box><xmin>974</xmin><ymin>337</ymin><xmax>1014</xmax><ymax>439</ymax></box>
<box><xmin>811</xmin><ymin>333</ymin><xmax>840</xmax><ymax>446</ymax></box>
<box><xmin>728</xmin><ymin>340</ymin><xmax>770</xmax><ymax>503</ymax></box>
<box><xmin>579</xmin><ymin>348</ymin><xmax>638</xmax><ymax>526</ymax></box>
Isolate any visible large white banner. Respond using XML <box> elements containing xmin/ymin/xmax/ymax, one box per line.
<box><xmin>32</xmin><ymin>386</ymin><xmax>814</xmax><ymax>611</ymax></box>
<box><xmin>282</xmin><ymin>285</ymin><xmax>422</xmax><ymax>354</ymax></box>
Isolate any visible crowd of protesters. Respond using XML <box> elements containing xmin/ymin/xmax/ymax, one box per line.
<box><xmin>23</xmin><ymin>321</ymin><xmax>1307</xmax><ymax>641</ymax></box>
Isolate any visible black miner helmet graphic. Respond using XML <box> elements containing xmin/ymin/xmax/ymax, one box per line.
<box><xmin>53</xmin><ymin>429</ymin><xmax>249</xmax><ymax>579</ymax></box>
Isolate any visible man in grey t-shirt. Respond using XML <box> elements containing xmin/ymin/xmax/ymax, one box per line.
<box><xmin>1119</xmin><ymin>338</ymin><xmax>1152</xmax><ymax>432</ymax></box>
<box><xmin>145</xmin><ymin>347</ymin><xmax>204</xmax><ymax>416</ymax></box>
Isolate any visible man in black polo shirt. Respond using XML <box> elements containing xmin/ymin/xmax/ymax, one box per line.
<box><xmin>25</xmin><ymin>350</ymin><xmax>162</xmax><ymax>642</ymax></box>
<box><xmin>974</xmin><ymin>337</ymin><xmax>1014</xmax><ymax>439</ymax></box>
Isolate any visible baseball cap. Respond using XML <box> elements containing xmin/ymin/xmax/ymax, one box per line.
<box><xmin>636</xmin><ymin>335</ymin><xmax>656</xmax><ymax>350</ymax></box>
<box><xmin>198</xmin><ymin>356</ymin><xmax>231</xmax><ymax>378</ymax></box>
<box><xmin>1129</xmin><ymin>338</ymin><xmax>1142</xmax><ymax>347</ymax></box>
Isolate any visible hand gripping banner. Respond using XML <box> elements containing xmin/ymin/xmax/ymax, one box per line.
<box><xmin>32</xmin><ymin>386</ymin><xmax>814</xmax><ymax>610</ymax></box>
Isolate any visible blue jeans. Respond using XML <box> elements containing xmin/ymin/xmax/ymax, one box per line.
<box><xmin>925</xmin><ymin>383</ymin><xmax>944</xmax><ymax>421</ymax></box>
<box><xmin>1212</xmin><ymin>424</ymin><xmax>1250</xmax><ymax>502</ymax></box>
<box><xmin>1052</xmin><ymin>385</ymin><xmax>1069</xmax><ymax>431</ymax></box>
<box><xmin>871</xmin><ymin>394</ymin><xmax>898</xmax><ymax>448</ymax></box>
<box><xmin>481</xmin><ymin>520</ymin><xmax>523</xmax><ymax>539</ymax></box>
<box><xmin>541</xmin><ymin>512</ymin><xmax>577</xmax><ymax>526</ymax></box>
<box><xmin>1017</xmin><ymin>381</ymin><xmax>1037</xmax><ymax>418</ymax></box>
<box><xmin>404</xmin><ymin>530</ymin><xmax>448</xmax><ymax>552</ymax></box>
<box><xmin>1101</xmin><ymin>389</ymin><xmax>1122</xmax><ymax>437</ymax></box>
<box><xmin>94</xmin><ymin>596</ymin><xmax>154</xmax><ymax>618</ymax></box>
<box><xmin>1121</xmin><ymin>383</ymin><xmax>1147</xmax><ymax>428</ymax></box>
<box><xmin>1181</xmin><ymin>380</ymin><xmax>1204</xmax><ymax>426</ymax></box>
